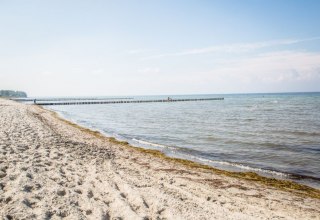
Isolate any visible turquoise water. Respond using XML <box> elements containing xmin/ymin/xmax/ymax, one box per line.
<box><xmin>46</xmin><ymin>93</ymin><xmax>320</xmax><ymax>188</ymax></box>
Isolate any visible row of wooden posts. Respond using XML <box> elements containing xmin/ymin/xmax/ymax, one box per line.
<box><xmin>35</xmin><ymin>97</ymin><xmax>224</xmax><ymax>106</ymax></box>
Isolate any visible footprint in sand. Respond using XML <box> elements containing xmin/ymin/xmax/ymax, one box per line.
<box><xmin>85</xmin><ymin>210</ymin><xmax>92</xmax><ymax>215</ymax></box>
<box><xmin>74</xmin><ymin>189</ymin><xmax>82</xmax><ymax>194</ymax></box>
<box><xmin>87</xmin><ymin>190</ymin><xmax>94</xmax><ymax>199</ymax></box>
<box><xmin>0</xmin><ymin>170</ymin><xmax>6</xmax><ymax>178</ymax></box>
<box><xmin>57</xmin><ymin>189</ymin><xmax>66</xmax><ymax>196</ymax></box>
<box><xmin>23</xmin><ymin>185</ymin><xmax>33</xmax><ymax>193</ymax></box>
<box><xmin>22</xmin><ymin>198</ymin><xmax>36</xmax><ymax>208</ymax></box>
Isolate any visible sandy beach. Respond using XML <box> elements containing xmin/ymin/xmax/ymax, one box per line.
<box><xmin>0</xmin><ymin>98</ymin><xmax>319</xmax><ymax>220</ymax></box>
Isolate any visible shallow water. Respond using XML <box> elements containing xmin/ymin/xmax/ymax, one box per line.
<box><xmin>46</xmin><ymin>93</ymin><xmax>320</xmax><ymax>188</ymax></box>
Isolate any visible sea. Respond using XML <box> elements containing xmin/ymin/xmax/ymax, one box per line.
<box><xmin>33</xmin><ymin>93</ymin><xmax>320</xmax><ymax>188</ymax></box>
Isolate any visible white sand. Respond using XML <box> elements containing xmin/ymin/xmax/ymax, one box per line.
<box><xmin>0</xmin><ymin>98</ymin><xmax>319</xmax><ymax>220</ymax></box>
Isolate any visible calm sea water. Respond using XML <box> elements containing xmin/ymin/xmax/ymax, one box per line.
<box><xmin>45</xmin><ymin>93</ymin><xmax>320</xmax><ymax>188</ymax></box>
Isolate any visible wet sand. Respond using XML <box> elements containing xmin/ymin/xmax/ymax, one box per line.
<box><xmin>0</xmin><ymin>98</ymin><xmax>319</xmax><ymax>219</ymax></box>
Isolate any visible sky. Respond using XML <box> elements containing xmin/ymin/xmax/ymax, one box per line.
<box><xmin>0</xmin><ymin>0</ymin><xmax>320</xmax><ymax>96</ymax></box>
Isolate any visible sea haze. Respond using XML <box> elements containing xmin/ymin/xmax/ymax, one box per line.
<box><xmin>45</xmin><ymin>93</ymin><xmax>320</xmax><ymax>188</ymax></box>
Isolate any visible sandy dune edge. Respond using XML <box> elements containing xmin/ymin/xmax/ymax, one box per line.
<box><xmin>0</xmin><ymin>99</ymin><xmax>319</xmax><ymax>220</ymax></box>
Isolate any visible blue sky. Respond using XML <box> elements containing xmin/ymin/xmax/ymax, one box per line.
<box><xmin>0</xmin><ymin>0</ymin><xmax>320</xmax><ymax>96</ymax></box>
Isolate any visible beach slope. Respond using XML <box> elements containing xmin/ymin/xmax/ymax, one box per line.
<box><xmin>0</xmin><ymin>99</ymin><xmax>319</xmax><ymax>219</ymax></box>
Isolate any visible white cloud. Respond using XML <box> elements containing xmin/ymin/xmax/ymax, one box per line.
<box><xmin>138</xmin><ymin>67</ymin><xmax>160</xmax><ymax>74</ymax></box>
<box><xmin>202</xmin><ymin>51</ymin><xmax>320</xmax><ymax>84</ymax></box>
<box><xmin>143</xmin><ymin>37</ymin><xmax>320</xmax><ymax>60</ymax></box>
<box><xmin>91</xmin><ymin>68</ymin><xmax>105</xmax><ymax>76</ymax></box>
<box><xmin>127</xmin><ymin>49</ymin><xmax>152</xmax><ymax>54</ymax></box>
<box><xmin>40</xmin><ymin>71</ymin><xmax>54</xmax><ymax>77</ymax></box>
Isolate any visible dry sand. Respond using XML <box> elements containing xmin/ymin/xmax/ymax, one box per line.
<box><xmin>0</xmin><ymin>98</ymin><xmax>319</xmax><ymax>220</ymax></box>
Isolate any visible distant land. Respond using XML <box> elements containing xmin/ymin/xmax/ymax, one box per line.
<box><xmin>0</xmin><ymin>90</ymin><xmax>27</xmax><ymax>98</ymax></box>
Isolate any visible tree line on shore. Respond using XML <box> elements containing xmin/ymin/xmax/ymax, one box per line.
<box><xmin>0</xmin><ymin>90</ymin><xmax>27</xmax><ymax>98</ymax></box>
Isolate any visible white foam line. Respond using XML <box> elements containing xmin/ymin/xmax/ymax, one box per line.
<box><xmin>188</xmin><ymin>155</ymin><xmax>289</xmax><ymax>177</ymax></box>
<box><xmin>132</xmin><ymin>138</ymin><xmax>176</xmax><ymax>149</ymax></box>
<box><xmin>132</xmin><ymin>138</ymin><xmax>288</xmax><ymax>177</ymax></box>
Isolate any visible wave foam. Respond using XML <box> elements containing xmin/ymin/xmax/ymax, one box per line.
<box><xmin>132</xmin><ymin>138</ymin><xmax>289</xmax><ymax>177</ymax></box>
<box><xmin>132</xmin><ymin>138</ymin><xmax>176</xmax><ymax>149</ymax></box>
<box><xmin>188</xmin><ymin>155</ymin><xmax>289</xmax><ymax>177</ymax></box>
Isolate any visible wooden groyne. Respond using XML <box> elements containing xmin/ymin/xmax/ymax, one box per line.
<box><xmin>36</xmin><ymin>98</ymin><xmax>224</xmax><ymax>106</ymax></box>
<box><xmin>11</xmin><ymin>97</ymin><xmax>133</xmax><ymax>102</ymax></box>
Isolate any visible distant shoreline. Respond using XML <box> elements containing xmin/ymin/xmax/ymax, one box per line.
<box><xmin>16</xmin><ymin>91</ymin><xmax>320</xmax><ymax>99</ymax></box>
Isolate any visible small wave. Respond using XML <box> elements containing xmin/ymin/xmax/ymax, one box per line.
<box><xmin>186</xmin><ymin>155</ymin><xmax>289</xmax><ymax>177</ymax></box>
<box><xmin>132</xmin><ymin>138</ymin><xmax>289</xmax><ymax>177</ymax></box>
<box><xmin>289</xmin><ymin>131</ymin><xmax>320</xmax><ymax>136</ymax></box>
<box><xmin>223</xmin><ymin>139</ymin><xmax>295</xmax><ymax>151</ymax></box>
<box><xmin>204</xmin><ymin>137</ymin><xmax>220</xmax><ymax>141</ymax></box>
<box><xmin>132</xmin><ymin>138</ymin><xmax>176</xmax><ymax>150</ymax></box>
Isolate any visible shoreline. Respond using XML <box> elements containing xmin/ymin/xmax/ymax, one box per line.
<box><xmin>47</xmin><ymin>105</ymin><xmax>320</xmax><ymax>194</ymax></box>
<box><xmin>38</xmin><ymin>103</ymin><xmax>320</xmax><ymax>199</ymax></box>
<box><xmin>1</xmin><ymin>98</ymin><xmax>319</xmax><ymax>219</ymax></box>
